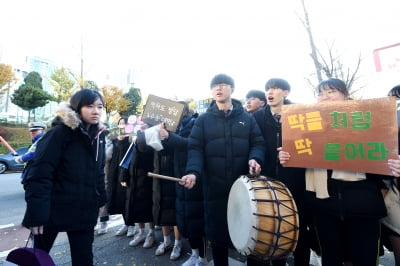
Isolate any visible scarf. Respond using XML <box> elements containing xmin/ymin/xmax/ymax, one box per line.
<box><xmin>305</xmin><ymin>168</ymin><xmax>366</xmax><ymax>199</ymax></box>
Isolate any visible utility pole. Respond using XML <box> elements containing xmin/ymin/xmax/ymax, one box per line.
<box><xmin>80</xmin><ymin>34</ymin><xmax>84</xmax><ymax>88</ymax></box>
<box><xmin>5</xmin><ymin>81</ymin><xmax>10</xmax><ymax>112</ymax></box>
<box><xmin>128</xmin><ymin>68</ymin><xmax>135</xmax><ymax>88</ymax></box>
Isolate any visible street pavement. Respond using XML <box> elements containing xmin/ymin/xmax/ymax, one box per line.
<box><xmin>0</xmin><ymin>214</ymin><xmax>396</xmax><ymax>265</ymax></box>
<box><xmin>0</xmin><ymin>215</ymin><xmax>246</xmax><ymax>266</ymax></box>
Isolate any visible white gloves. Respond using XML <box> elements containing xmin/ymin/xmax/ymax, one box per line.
<box><xmin>14</xmin><ymin>156</ymin><xmax>24</xmax><ymax>164</ymax></box>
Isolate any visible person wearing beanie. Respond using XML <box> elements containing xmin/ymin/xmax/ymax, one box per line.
<box><xmin>245</xmin><ymin>90</ymin><xmax>266</xmax><ymax>113</ymax></box>
<box><xmin>180</xmin><ymin>73</ymin><xmax>265</xmax><ymax>266</ymax></box>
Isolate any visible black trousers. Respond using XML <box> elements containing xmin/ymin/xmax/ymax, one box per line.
<box><xmin>291</xmin><ymin>211</ymin><xmax>313</xmax><ymax>266</ymax></box>
<box><xmin>188</xmin><ymin>237</ymin><xmax>207</xmax><ymax>258</ymax></box>
<box><xmin>210</xmin><ymin>242</ymin><xmax>229</xmax><ymax>266</ymax></box>
<box><xmin>247</xmin><ymin>256</ymin><xmax>286</xmax><ymax>266</ymax></box>
<box><xmin>34</xmin><ymin>228</ymin><xmax>94</xmax><ymax>266</ymax></box>
<box><xmin>314</xmin><ymin>214</ymin><xmax>381</xmax><ymax>266</ymax></box>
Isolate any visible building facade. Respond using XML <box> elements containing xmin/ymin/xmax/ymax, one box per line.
<box><xmin>0</xmin><ymin>56</ymin><xmax>58</xmax><ymax>124</ymax></box>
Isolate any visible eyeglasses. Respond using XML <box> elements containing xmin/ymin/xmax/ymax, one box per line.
<box><xmin>212</xmin><ymin>84</ymin><xmax>231</xmax><ymax>90</ymax></box>
<box><xmin>316</xmin><ymin>89</ymin><xmax>338</xmax><ymax>97</ymax></box>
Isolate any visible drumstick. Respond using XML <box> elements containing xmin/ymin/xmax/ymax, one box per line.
<box><xmin>148</xmin><ymin>172</ymin><xmax>182</xmax><ymax>182</ymax></box>
<box><xmin>0</xmin><ymin>136</ymin><xmax>17</xmax><ymax>155</ymax></box>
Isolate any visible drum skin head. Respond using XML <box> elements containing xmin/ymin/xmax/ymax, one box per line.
<box><xmin>227</xmin><ymin>176</ymin><xmax>258</xmax><ymax>254</ymax></box>
<box><xmin>227</xmin><ymin>175</ymin><xmax>299</xmax><ymax>260</ymax></box>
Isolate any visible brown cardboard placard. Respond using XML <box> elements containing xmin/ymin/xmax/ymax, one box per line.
<box><xmin>281</xmin><ymin>97</ymin><xmax>398</xmax><ymax>175</ymax></box>
<box><xmin>142</xmin><ymin>94</ymin><xmax>185</xmax><ymax>132</ymax></box>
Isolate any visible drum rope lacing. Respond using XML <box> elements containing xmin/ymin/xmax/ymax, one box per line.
<box><xmin>247</xmin><ymin>176</ymin><xmax>299</xmax><ymax>259</ymax></box>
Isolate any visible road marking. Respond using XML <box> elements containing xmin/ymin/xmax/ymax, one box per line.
<box><xmin>0</xmin><ymin>224</ymin><xmax>14</xmax><ymax>230</ymax></box>
<box><xmin>0</xmin><ymin>248</ymin><xmax>16</xmax><ymax>259</ymax></box>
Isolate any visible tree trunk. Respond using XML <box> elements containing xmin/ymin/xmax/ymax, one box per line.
<box><xmin>300</xmin><ymin>0</ymin><xmax>323</xmax><ymax>83</ymax></box>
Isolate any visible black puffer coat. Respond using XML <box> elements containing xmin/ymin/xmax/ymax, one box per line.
<box><xmin>186</xmin><ymin>99</ymin><xmax>265</xmax><ymax>245</ymax></box>
<box><xmin>253</xmin><ymin>104</ymin><xmax>314</xmax><ymax>264</ymax></box>
<box><xmin>252</xmin><ymin>105</ymin><xmax>306</xmax><ymax>207</ymax></box>
<box><xmin>163</xmin><ymin>113</ymin><xmax>204</xmax><ymax>238</ymax></box>
<box><xmin>125</xmin><ymin>133</ymin><xmax>155</xmax><ymax>224</ymax></box>
<box><xmin>107</xmin><ymin>137</ymin><xmax>130</xmax><ymax>215</ymax></box>
<box><xmin>152</xmin><ymin>145</ymin><xmax>176</xmax><ymax>226</ymax></box>
<box><xmin>22</xmin><ymin>103</ymin><xmax>107</xmax><ymax>232</ymax></box>
<box><xmin>308</xmin><ymin>172</ymin><xmax>387</xmax><ymax>218</ymax></box>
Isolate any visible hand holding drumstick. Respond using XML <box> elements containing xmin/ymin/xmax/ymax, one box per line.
<box><xmin>180</xmin><ymin>174</ymin><xmax>196</xmax><ymax>189</ymax></box>
<box><xmin>147</xmin><ymin>172</ymin><xmax>196</xmax><ymax>189</ymax></box>
<box><xmin>248</xmin><ymin>159</ymin><xmax>261</xmax><ymax>175</ymax></box>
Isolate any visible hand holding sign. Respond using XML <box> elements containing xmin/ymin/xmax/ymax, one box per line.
<box><xmin>277</xmin><ymin>147</ymin><xmax>291</xmax><ymax>165</ymax></box>
<box><xmin>142</xmin><ymin>94</ymin><xmax>185</xmax><ymax>132</ymax></box>
<box><xmin>388</xmin><ymin>156</ymin><xmax>400</xmax><ymax>177</ymax></box>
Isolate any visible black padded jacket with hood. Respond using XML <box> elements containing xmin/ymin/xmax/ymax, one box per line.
<box><xmin>22</xmin><ymin>102</ymin><xmax>107</xmax><ymax>232</ymax></box>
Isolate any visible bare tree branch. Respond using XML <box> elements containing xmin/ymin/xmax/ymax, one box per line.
<box><xmin>298</xmin><ymin>0</ymin><xmax>363</xmax><ymax>95</ymax></box>
<box><xmin>300</xmin><ymin>0</ymin><xmax>323</xmax><ymax>83</ymax></box>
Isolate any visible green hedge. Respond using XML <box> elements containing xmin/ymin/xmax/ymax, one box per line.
<box><xmin>0</xmin><ymin>142</ymin><xmax>32</xmax><ymax>154</ymax></box>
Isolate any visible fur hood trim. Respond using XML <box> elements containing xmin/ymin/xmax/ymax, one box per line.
<box><xmin>54</xmin><ymin>102</ymin><xmax>106</xmax><ymax>133</ymax></box>
<box><xmin>55</xmin><ymin>102</ymin><xmax>81</xmax><ymax>130</ymax></box>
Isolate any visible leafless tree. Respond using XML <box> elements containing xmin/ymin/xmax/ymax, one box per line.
<box><xmin>297</xmin><ymin>0</ymin><xmax>362</xmax><ymax>94</ymax></box>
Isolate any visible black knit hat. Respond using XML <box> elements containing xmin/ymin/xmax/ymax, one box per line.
<box><xmin>210</xmin><ymin>74</ymin><xmax>235</xmax><ymax>88</ymax></box>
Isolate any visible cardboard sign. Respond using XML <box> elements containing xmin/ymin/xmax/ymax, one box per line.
<box><xmin>142</xmin><ymin>94</ymin><xmax>185</xmax><ymax>132</ymax></box>
<box><xmin>281</xmin><ymin>97</ymin><xmax>398</xmax><ymax>175</ymax></box>
<box><xmin>195</xmin><ymin>98</ymin><xmax>213</xmax><ymax>114</ymax></box>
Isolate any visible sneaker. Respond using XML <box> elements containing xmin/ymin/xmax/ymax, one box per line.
<box><xmin>155</xmin><ymin>242</ymin><xmax>173</xmax><ymax>256</ymax></box>
<box><xmin>115</xmin><ymin>225</ymin><xmax>128</xmax><ymax>236</ymax></box>
<box><xmin>182</xmin><ymin>254</ymin><xmax>199</xmax><ymax>266</ymax></box>
<box><xmin>96</xmin><ymin>221</ymin><xmax>108</xmax><ymax>235</ymax></box>
<box><xmin>129</xmin><ymin>232</ymin><xmax>146</xmax><ymax>246</ymax></box>
<box><xmin>195</xmin><ymin>257</ymin><xmax>208</xmax><ymax>266</ymax></box>
<box><xmin>126</xmin><ymin>226</ymin><xmax>137</xmax><ymax>237</ymax></box>
<box><xmin>169</xmin><ymin>244</ymin><xmax>182</xmax><ymax>260</ymax></box>
<box><xmin>143</xmin><ymin>232</ymin><xmax>155</xmax><ymax>248</ymax></box>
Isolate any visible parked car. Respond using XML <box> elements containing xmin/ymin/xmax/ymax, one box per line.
<box><xmin>0</xmin><ymin>146</ymin><xmax>29</xmax><ymax>174</ymax></box>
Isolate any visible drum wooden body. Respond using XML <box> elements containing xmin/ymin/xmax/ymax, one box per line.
<box><xmin>227</xmin><ymin>175</ymin><xmax>299</xmax><ymax>260</ymax></box>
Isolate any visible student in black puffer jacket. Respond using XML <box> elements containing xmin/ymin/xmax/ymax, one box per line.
<box><xmin>252</xmin><ymin>78</ymin><xmax>314</xmax><ymax>266</ymax></box>
<box><xmin>22</xmin><ymin>89</ymin><xmax>107</xmax><ymax>266</ymax></box>
<box><xmin>181</xmin><ymin>74</ymin><xmax>265</xmax><ymax>266</ymax></box>
<box><xmin>159</xmin><ymin>102</ymin><xmax>206</xmax><ymax>265</ymax></box>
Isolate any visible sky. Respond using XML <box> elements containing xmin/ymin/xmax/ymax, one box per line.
<box><xmin>1</xmin><ymin>0</ymin><xmax>400</xmax><ymax>103</ymax></box>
